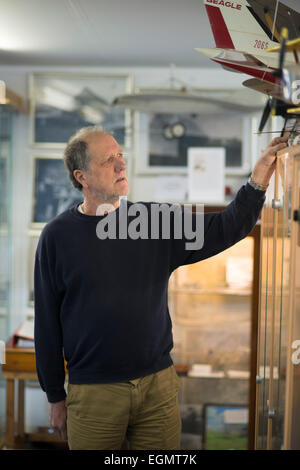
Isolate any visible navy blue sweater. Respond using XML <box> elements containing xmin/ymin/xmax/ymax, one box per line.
<box><xmin>34</xmin><ymin>182</ymin><xmax>265</xmax><ymax>403</ymax></box>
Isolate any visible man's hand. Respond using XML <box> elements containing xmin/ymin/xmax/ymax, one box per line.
<box><xmin>49</xmin><ymin>400</ymin><xmax>67</xmax><ymax>440</ymax></box>
<box><xmin>251</xmin><ymin>134</ymin><xmax>289</xmax><ymax>187</ymax></box>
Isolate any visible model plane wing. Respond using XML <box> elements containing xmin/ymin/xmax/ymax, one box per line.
<box><xmin>242</xmin><ymin>77</ymin><xmax>283</xmax><ymax>99</ymax></box>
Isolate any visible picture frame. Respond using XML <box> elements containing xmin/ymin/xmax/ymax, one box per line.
<box><xmin>29</xmin><ymin>72</ymin><xmax>133</xmax><ymax>148</ymax></box>
<box><xmin>202</xmin><ymin>403</ymin><xmax>249</xmax><ymax>450</ymax></box>
<box><xmin>133</xmin><ymin>110</ymin><xmax>252</xmax><ymax>176</ymax></box>
<box><xmin>31</xmin><ymin>154</ymin><xmax>83</xmax><ymax>229</ymax></box>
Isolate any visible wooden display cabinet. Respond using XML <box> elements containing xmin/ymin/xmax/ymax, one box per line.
<box><xmin>255</xmin><ymin>145</ymin><xmax>300</xmax><ymax>450</ymax></box>
<box><xmin>168</xmin><ymin>204</ymin><xmax>261</xmax><ymax>450</ymax></box>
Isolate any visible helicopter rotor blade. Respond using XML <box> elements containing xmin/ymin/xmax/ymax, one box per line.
<box><xmin>279</xmin><ymin>28</ymin><xmax>288</xmax><ymax>71</ymax></box>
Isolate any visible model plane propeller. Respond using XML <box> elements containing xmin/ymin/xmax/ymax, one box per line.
<box><xmin>258</xmin><ymin>27</ymin><xmax>288</xmax><ymax>134</ymax></box>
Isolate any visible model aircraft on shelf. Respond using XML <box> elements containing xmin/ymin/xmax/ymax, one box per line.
<box><xmin>197</xmin><ymin>0</ymin><xmax>300</xmax><ymax>140</ymax></box>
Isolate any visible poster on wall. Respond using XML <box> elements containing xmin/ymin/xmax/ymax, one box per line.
<box><xmin>30</xmin><ymin>73</ymin><xmax>132</xmax><ymax>147</ymax></box>
<box><xmin>187</xmin><ymin>147</ymin><xmax>225</xmax><ymax>203</ymax></box>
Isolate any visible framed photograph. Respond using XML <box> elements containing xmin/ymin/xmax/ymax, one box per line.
<box><xmin>31</xmin><ymin>153</ymin><xmax>133</xmax><ymax>228</ymax></box>
<box><xmin>31</xmin><ymin>154</ymin><xmax>83</xmax><ymax>228</ymax></box>
<box><xmin>133</xmin><ymin>110</ymin><xmax>252</xmax><ymax>176</ymax></box>
<box><xmin>202</xmin><ymin>404</ymin><xmax>248</xmax><ymax>450</ymax></box>
<box><xmin>29</xmin><ymin>72</ymin><xmax>132</xmax><ymax>148</ymax></box>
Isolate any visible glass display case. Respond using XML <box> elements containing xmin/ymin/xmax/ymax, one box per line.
<box><xmin>168</xmin><ymin>207</ymin><xmax>261</xmax><ymax>450</ymax></box>
<box><xmin>0</xmin><ymin>105</ymin><xmax>13</xmax><ymax>342</ymax></box>
<box><xmin>255</xmin><ymin>145</ymin><xmax>300</xmax><ymax>450</ymax></box>
<box><xmin>0</xmin><ymin>104</ymin><xmax>14</xmax><ymax>440</ymax></box>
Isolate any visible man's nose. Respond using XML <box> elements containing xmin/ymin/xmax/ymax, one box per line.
<box><xmin>115</xmin><ymin>158</ymin><xmax>126</xmax><ymax>172</ymax></box>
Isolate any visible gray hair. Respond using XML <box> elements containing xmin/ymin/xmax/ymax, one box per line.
<box><xmin>63</xmin><ymin>125</ymin><xmax>112</xmax><ymax>191</ymax></box>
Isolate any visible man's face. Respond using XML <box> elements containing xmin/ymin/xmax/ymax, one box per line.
<box><xmin>83</xmin><ymin>132</ymin><xmax>129</xmax><ymax>200</ymax></box>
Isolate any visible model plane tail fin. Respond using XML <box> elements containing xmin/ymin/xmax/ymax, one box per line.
<box><xmin>204</xmin><ymin>0</ymin><xmax>279</xmax><ymax>54</ymax></box>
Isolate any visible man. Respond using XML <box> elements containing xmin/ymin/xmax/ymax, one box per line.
<box><xmin>34</xmin><ymin>126</ymin><xmax>288</xmax><ymax>450</ymax></box>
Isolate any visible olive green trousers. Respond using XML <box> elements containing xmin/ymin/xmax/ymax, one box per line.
<box><xmin>66</xmin><ymin>364</ymin><xmax>182</xmax><ymax>450</ymax></box>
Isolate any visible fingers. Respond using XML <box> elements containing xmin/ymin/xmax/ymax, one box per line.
<box><xmin>60</xmin><ymin>426</ymin><xmax>68</xmax><ymax>441</ymax></box>
<box><xmin>265</xmin><ymin>139</ymin><xmax>289</xmax><ymax>156</ymax></box>
<box><xmin>269</xmin><ymin>134</ymin><xmax>289</xmax><ymax>146</ymax></box>
<box><xmin>272</xmin><ymin>142</ymin><xmax>289</xmax><ymax>153</ymax></box>
<box><xmin>49</xmin><ymin>400</ymin><xmax>67</xmax><ymax>440</ymax></box>
<box><xmin>54</xmin><ymin>425</ymin><xmax>68</xmax><ymax>440</ymax></box>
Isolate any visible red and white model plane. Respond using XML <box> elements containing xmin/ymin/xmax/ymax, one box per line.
<box><xmin>197</xmin><ymin>0</ymin><xmax>300</xmax><ymax>132</ymax></box>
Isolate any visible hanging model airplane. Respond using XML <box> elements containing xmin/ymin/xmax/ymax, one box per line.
<box><xmin>196</xmin><ymin>0</ymin><xmax>300</xmax><ymax>135</ymax></box>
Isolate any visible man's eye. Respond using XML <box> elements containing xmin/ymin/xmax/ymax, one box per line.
<box><xmin>102</xmin><ymin>154</ymin><xmax>123</xmax><ymax>165</ymax></box>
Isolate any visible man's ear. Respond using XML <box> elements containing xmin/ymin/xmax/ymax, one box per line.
<box><xmin>73</xmin><ymin>169</ymin><xmax>88</xmax><ymax>189</ymax></box>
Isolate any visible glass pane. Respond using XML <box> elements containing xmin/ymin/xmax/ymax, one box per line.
<box><xmin>0</xmin><ymin>105</ymin><xmax>13</xmax><ymax>441</ymax></box>
<box><xmin>0</xmin><ymin>106</ymin><xmax>13</xmax><ymax>340</ymax></box>
<box><xmin>290</xmin><ymin>158</ymin><xmax>300</xmax><ymax>449</ymax></box>
<box><xmin>270</xmin><ymin>152</ymin><xmax>292</xmax><ymax>449</ymax></box>
<box><xmin>256</xmin><ymin>192</ymin><xmax>273</xmax><ymax>449</ymax></box>
<box><xmin>256</xmin><ymin>150</ymin><xmax>295</xmax><ymax>449</ymax></box>
<box><xmin>169</xmin><ymin>235</ymin><xmax>254</xmax><ymax>450</ymax></box>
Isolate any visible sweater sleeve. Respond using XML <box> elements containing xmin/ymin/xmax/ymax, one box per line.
<box><xmin>170</xmin><ymin>181</ymin><xmax>266</xmax><ymax>272</ymax></box>
<box><xmin>34</xmin><ymin>227</ymin><xmax>66</xmax><ymax>403</ymax></box>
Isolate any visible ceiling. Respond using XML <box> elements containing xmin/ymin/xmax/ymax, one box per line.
<box><xmin>1</xmin><ymin>0</ymin><xmax>299</xmax><ymax>68</ymax></box>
